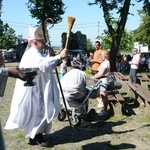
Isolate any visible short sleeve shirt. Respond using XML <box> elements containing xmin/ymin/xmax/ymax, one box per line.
<box><xmin>98</xmin><ymin>60</ymin><xmax>110</xmax><ymax>84</ymax></box>
<box><xmin>92</xmin><ymin>50</ymin><xmax>101</xmax><ymax>71</ymax></box>
<box><xmin>131</xmin><ymin>53</ymin><xmax>140</xmax><ymax>69</ymax></box>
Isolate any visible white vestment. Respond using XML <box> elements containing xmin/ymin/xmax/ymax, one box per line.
<box><xmin>4</xmin><ymin>47</ymin><xmax>61</xmax><ymax>139</ymax></box>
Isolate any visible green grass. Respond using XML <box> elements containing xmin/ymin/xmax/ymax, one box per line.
<box><xmin>142</xmin><ymin>116</ymin><xmax>150</xmax><ymax>122</ymax></box>
<box><xmin>142</xmin><ymin>134</ymin><xmax>150</xmax><ymax>139</ymax></box>
<box><xmin>106</xmin><ymin>116</ymin><xmax>124</xmax><ymax>122</ymax></box>
<box><xmin>17</xmin><ymin>134</ymin><xmax>26</xmax><ymax>140</ymax></box>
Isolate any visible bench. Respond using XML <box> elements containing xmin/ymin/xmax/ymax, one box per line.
<box><xmin>107</xmin><ymin>90</ymin><xmax>125</xmax><ymax>116</ymax></box>
<box><xmin>127</xmin><ymin>83</ymin><xmax>150</xmax><ymax>116</ymax></box>
<box><xmin>114</xmin><ymin>72</ymin><xmax>129</xmax><ymax>92</ymax></box>
<box><xmin>114</xmin><ymin>72</ymin><xmax>129</xmax><ymax>81</ymax></box>
<box><xmin>137</xmin><ymin>75</ymin><xmax>149</xmax><ymax>90</ymax></box>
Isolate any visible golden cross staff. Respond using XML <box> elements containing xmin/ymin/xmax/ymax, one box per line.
<box><xmin>44</xmin><ymin>18</ymin><xmax>54</xmax><ymax>48</ymax></box>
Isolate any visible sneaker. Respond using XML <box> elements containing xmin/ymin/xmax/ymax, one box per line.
<box><xmin>98</xmin><ymin>110</ymin><xmax>109</xmax><ymax>117</ymax></box>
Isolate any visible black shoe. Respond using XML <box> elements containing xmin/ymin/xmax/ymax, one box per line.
<box><xmin>40</xmin><ymin>140</ymin><xmax>54</xmax><ymax>147</ymax></box>
<box><xmin>28</xmin><ymin>133</ymin><xmax>43</xmax><ymax>145</ymax></box>
<box><xmin>28</xmin><ymin>138</ymin><xmax>38</xmax><ymax>145</ymax></box>
<box><xmin>28</xmin><ymin>133</ymin><xmax>53</xmax><ymax>147</ymax></box>
<box><xmin>34</xmin><ymin>133</ymin><xmax>43</xmax><ymax>143</ymax></box>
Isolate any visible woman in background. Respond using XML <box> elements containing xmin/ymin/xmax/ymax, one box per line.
<box><xmin>92</xmin><ymin>50</ymin><xmax>110</xmax><ymax>117</ymax></box>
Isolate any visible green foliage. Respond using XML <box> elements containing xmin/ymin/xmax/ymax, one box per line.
<box><xmin>0</xmin><ymin>0</ymin><xmax>3</xmax><ymax>36</ymax></box>
<box><xmin>0</xmin><ymin>23</ymin><xmax>17</xmax><ymax>49</ymax></box>
<box><xmin>119</xmin><ymin>30</ymin><xmax>134</xmax><ymax>52</ymax></box>
<box><xmin>0</xmin><ymin>0</ymin><xmax>17</xmax><ymax>49</ymax></box>
<box><xmin>86</xmin><ymin>38</ymin><xmax>94</xmax><ymax>53</ymax></box>
<box><xmin>134</xmin><ymin>11</ymin><xmax>150</xmax><ymax>49</ymax></box>
<box><xmin>98</xmin><ymin>28</ymin><xmax>134</xmax><ymax>52</ymax></box>
<box><xmin>138</xmin><ymin>0</ymin><xmax>150</xmax><ymax>14</ymax></box>
<box><xmin>88</xmin><ymin>0</ymin><xmax>131</xmax><ymax>62</ymax></box>
<box><xmin>88</xmin><ymin>0</ymin><xmax>149</xmax><ymax>62</ymax></box>
<box><xmin>26</xmin><ymin>0</ymin><xmax>66</xmax><ymax>24</ymax></box>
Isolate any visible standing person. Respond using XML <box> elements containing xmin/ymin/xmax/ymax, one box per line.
<box><xmin>129</xmin><ymin>48</ymin><xmax>140</xmax><ymax>83</ymax></box>
<box><xmin>0</xmin><ymin>67</ymin><xmax>26</xmax><ymax>97</ymax></box>
<box><xmin>4</xmin><ymin>24</ymin><xmax>66</xmax><ymax>147</ymax></box>
<box><xmin>90</xmin><ymin>41</ymin><xmax>102</xmax><ymax>109</ymax></box>
<box><xmin>92</xmin><ymin>50</ymin><xmax>110</xmax><ymax>117</ymax></box>
<box><xmin>146</xmin><ymin>56</ymin><xmax>150</xmax><ymax>73</ymax></box>
<box><xmin>86</xmin><ymin>51</ymin><xmax>94</xmax><ymax>67</ymax></box>
<box><xmin>86</xmin><ymin>51</ymin><xmax>93</xmax><ymax>74</ymax></box>
<box><xmin>0</xmin><ymin>67</ymin><xmax>26</xmax><ymax>150</ymax></box>
<box><xmin>0</xmin><ymin>50</ymin><xmax>5</xmax><ymax>68</ymax></box>
<box><xmin>90</xmin><ymin>41</ymin><xmax>102</xmax><ymax>75</ymax></box>
<box><xmin>59</xmin><ymin>58</ymin><xmax>67</xmax><ymax>79</ymax></box>
<box><xmin>116</xmin><ymin>52</ymin><xmax>122</xmax><ymax>72</ymax></box>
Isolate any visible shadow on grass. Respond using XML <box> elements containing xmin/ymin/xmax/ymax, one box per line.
<box><xmin>121</xmin><ymin>96</ymin><xmax>141</xmax><ymax>116</ymax></box>
<box><xmin>44</xmin><ymin>120</ymin><xmax>128</xmax><ymax>144</ymax></box>
<box><xmin>82</xmin><ymin>141</ymin><xmax>136</xmax><ymax>150</ymax></box>
<box><xmin>44</xmin><ymin>121</ymin><xmax>150</xmax><ymax>149</ymax></box>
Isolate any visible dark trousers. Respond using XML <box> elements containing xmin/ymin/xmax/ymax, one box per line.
<box><xmin>129</xmin><ymin>68</ymin><xmax>138</xmax><ymax>83</ymax></box>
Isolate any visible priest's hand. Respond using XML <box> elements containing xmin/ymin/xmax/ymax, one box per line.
<box><xmin>60</xmin><ymin>48</ymin><xmax>67</xmax><ymax>59</ymax></box>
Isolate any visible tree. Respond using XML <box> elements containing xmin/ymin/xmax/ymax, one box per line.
<box><xmin>26</xmin><ymin>0</ymin><xmax>66</xmax><ymax>24</ymax></box>
<box><xmin>88</xmin><ymin>0</ymin><xmax>149</xmax><ymax>62</ymax></box>
<box><xmin>0</xmin><ymin>0</ymin><xmax>3</xmax><ymax>36</ymax></box>
<box><xmin>0</xmin><ymin>23</ymin><xmax>17</xmax><ymax>49</ymax></box>
<box><xmin>86</xmin><ymin>38</ymin><xmax>94</xmax><ymax>53</ymax></box>
<box><xmin>134</xmin><ymin>10</ymin><xmax>150</xmax><ymax>50</ymax></box>
<box><xmin>26</xmin><ymin>0</ymin><xmax>66</xmax><ymax>42</ymax></box>
<box><xmin>119</xmin><ymin>30</ymin><xmax>134</xmax><ymax>52</ymax></box>
<box><xmin>0</xmin><ymin>0</ymin><xmax>17</xmax><ymax>49</ymax></box>
<box><xmin>99</xmin><ymin>28</ymin><xmax>134</xmax><ymax>52</ymax></box>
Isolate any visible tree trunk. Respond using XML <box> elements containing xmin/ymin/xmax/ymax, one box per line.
<box><xmin>110</xmin><ymin>37</ymin><xmax>120</xmax><ymax>62</ymax></box>
<box><xmin>100</xmin><ymin>0</ymin><xmax>131</xmax><ymax>63</ymax></box>
<box><xmin>110</xmin><ymin>36</ymin><xmax>122</xmax><ymax>71</ymax></box>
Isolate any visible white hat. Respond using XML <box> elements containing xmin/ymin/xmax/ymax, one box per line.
<box><xmin>29</xmin><ymin>24</ymin><xmax>44</xmax><ymax>40</ymax></box>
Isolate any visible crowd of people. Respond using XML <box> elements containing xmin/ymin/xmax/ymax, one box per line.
<box><xmin>116</xmin><ymin>51</ymin><xmax>150</xmax><ymax>74</ymax></box>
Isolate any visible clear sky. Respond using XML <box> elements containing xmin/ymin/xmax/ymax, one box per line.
<box><xmin>1</xmin><ymin>0</ymin><xmax>143</xmax><ymax>47</ymax></box>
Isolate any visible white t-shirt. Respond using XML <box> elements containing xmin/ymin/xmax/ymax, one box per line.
<box><xmin>98</xmin><ymin>60</ymin><xmax>110</xmax><ymax>84</ymax></box>
<box><xmin>131</xmin><ymin>53</ymin><xmax>140</xmax><ymax>69</ymax></box>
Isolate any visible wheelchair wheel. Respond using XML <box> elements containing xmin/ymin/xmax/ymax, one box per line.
<box><xmin>87</xmin><ymin>108</ymin><xmax>96</xmax><ymax>121</ymax></box>
<box><xmin>58</xmin><ymin>109</ymin><xmax>66</xmax><ymax>121</ymax></box>
<box><xmin>70</xmin><ymin>115</ymin><xmax>81</xmax><ymax>127</ymax></box>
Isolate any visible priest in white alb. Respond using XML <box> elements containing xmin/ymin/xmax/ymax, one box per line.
<box><xmin>4</xmin><ymin>24</ymin><xmax>66</xmax><ymax>147</ymax></box>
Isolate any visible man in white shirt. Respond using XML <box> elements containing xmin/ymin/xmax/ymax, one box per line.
<box><xmin>129</xmin><ymin>48</ymin><xmax>140</xmax><ymax>83</ymax></box>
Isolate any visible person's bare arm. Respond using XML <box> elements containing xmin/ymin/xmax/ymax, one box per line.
<box><xmin>90</xmin><ymin>59</ymin><xmax>99</xmax><ymax>63</ymax></box>
<box><xmin>8</xmin><ymin>67</ymin><xmax>26</xmax><ymax>81</ymax></box>
<box><xmin>92</xmin><ymin>67</ymin><xmax>105</xmax><ymax>79</ymax></box>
